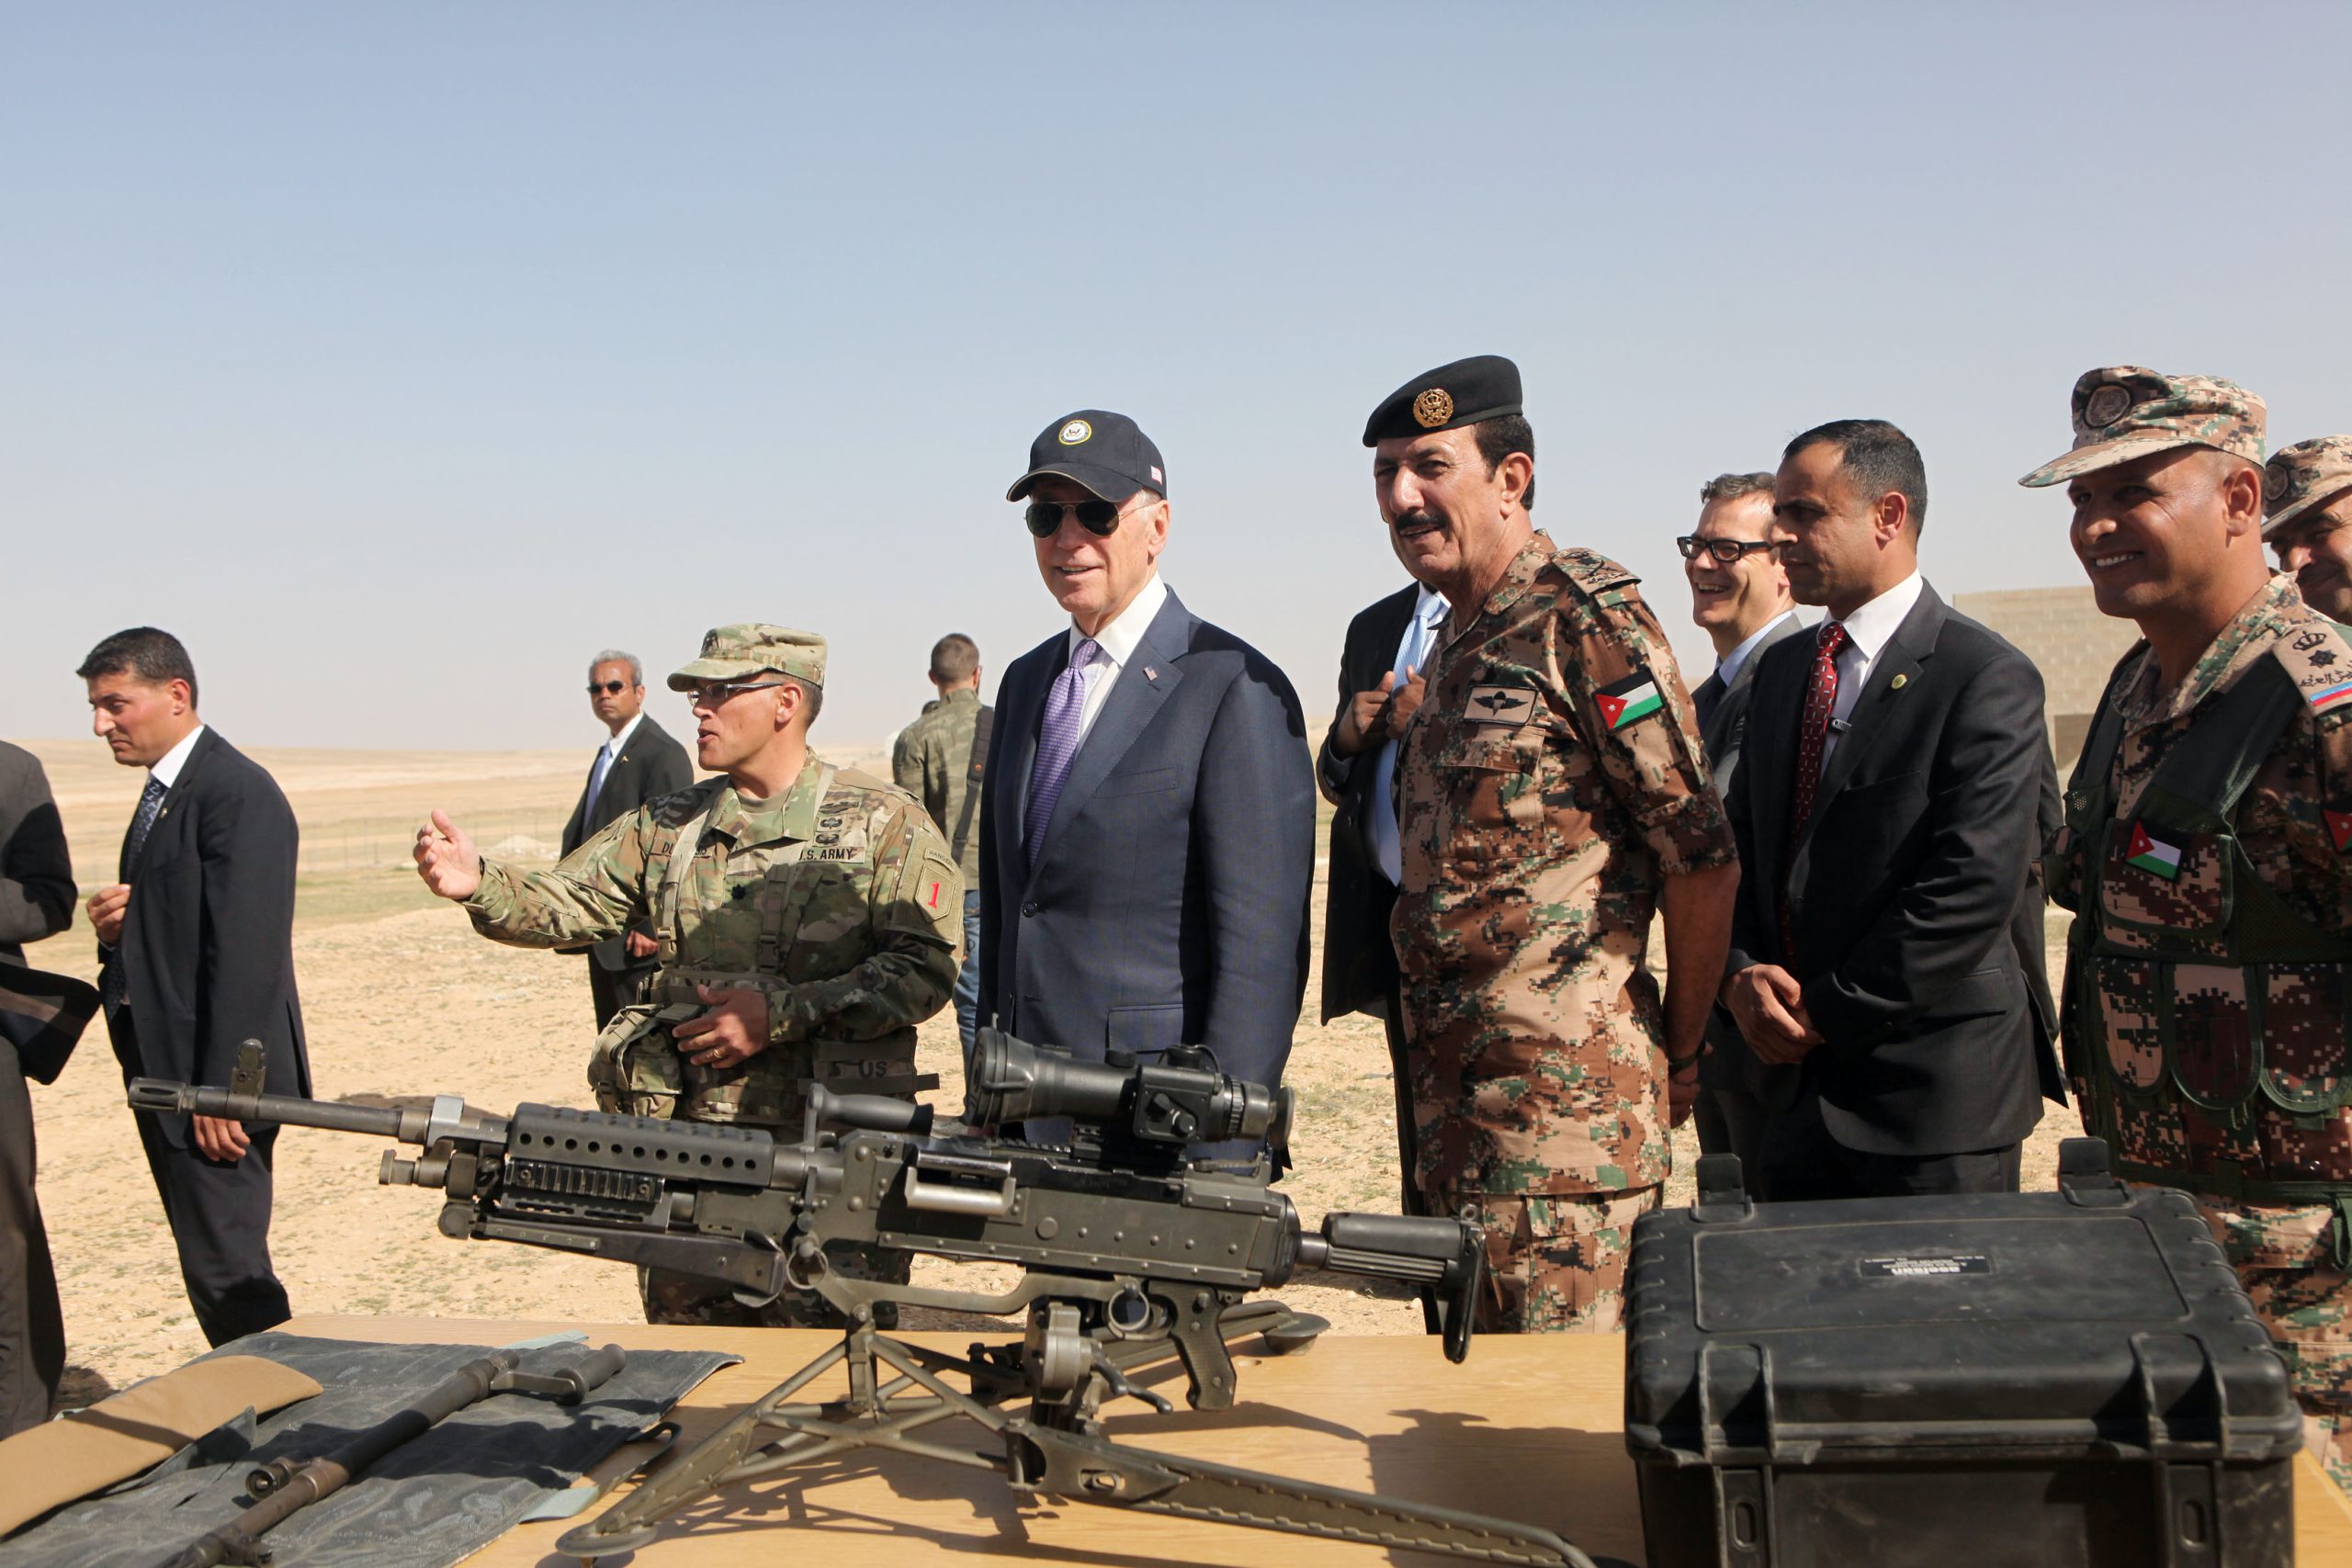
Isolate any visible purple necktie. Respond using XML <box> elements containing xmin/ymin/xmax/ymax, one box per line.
<box><xmin>1025</xmin><ymin>637</ymin><xmax>1099</xmax><ymax>865</ymax></box>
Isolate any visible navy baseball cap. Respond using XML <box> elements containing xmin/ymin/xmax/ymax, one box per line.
<box><xmin>1006</xmin><ymin>410</ymin><xmax>1168</xmax><ymax>502</ymax></box>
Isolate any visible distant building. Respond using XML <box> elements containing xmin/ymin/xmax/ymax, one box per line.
<box><xmin>1954</xmin><ymin>587</ymin><xmax>2142</xmax><ymax>765</ymax></box>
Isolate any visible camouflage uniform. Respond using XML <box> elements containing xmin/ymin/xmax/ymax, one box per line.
<box><xmin>2028</xmin><ymin>371</ymin><xmax>2352</xmax><ymax>1494</ymax></box>
<box><xmin>892</xmin><ymin>686</ymin><xmax>989</xmax><ymax>1056</ymax></box>
<box><xmin>2265</xmin><ymin>436</ymin><xmax>2352</xmax><ymax>625</ymax></box>
<box><xmin>1391</xmin><ymin>530</ymin><xmax>1736</xmax><ymax>1333</ymax></box>
<box><xmin>463</xmin><ymin>626</ymin><xmax>963</xmax><ymax>1327</ymax></box>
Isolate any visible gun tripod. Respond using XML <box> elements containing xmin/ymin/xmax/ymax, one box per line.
<box><xmin>556</xmin><ymin>1298</ymin><xmax>1589</xmax><ymax>1566</ymax></box>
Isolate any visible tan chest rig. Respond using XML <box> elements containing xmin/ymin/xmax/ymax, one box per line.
<box><xmin>587</xmin><ymin>767</ymin><xmax>930</xmax><ymax>1124</ymax></box>
<box><xmin>2052</xmin><ymin>637</ymin><xmax>2352</xmax><ymax>1253</ymax></box>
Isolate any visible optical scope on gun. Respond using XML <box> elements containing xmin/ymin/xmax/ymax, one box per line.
<box><xmin>964</xmin><ymin>1028</ymin><xmax>1291</xmax><ymax>1161</ymax></box>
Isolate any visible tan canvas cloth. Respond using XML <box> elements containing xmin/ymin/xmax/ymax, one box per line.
<box><xmin>0</xmin><ymin>1356</ymin><xmax>322</xmax><ymax>1535</ymax></box>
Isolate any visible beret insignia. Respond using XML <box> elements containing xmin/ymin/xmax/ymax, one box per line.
<box><xmin>1057</xmin><ymin>418</ymin><xmax>1092</xmax><ymax>446</ymax></box>
<box><xmin>2084</xmin><ymin>384</ymin><xmax>2133</xmax><ymax>429</ymax></box>
<box><xmin>1413</xmin><ymin>388</ymin><xmax>1453</xmax><ymax>429</ymax></box>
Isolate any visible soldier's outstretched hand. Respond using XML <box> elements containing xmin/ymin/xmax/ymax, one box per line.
<box><xmin>413</xmin><ymin>809</ymin><xmax>482</xmax><ymax>900</ymax></box>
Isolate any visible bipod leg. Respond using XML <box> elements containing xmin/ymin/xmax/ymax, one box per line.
<box><xmin>556</xmin><ymin>1329</ymin><xmax>1024</xmax><ymax>1562</ymax></box>
<box><xmin>1005</xmin><ymin>1426</ymin><xmax>1597</xmax><ymax>1568</ymax></box>
<box><xmin>557</xmin><ymin>1335</ymin><xmax>853</xmax><ymax>1560</ymax></box>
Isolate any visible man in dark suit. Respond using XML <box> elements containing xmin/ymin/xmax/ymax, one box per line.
<box><xmin>1721</xmin><ymin>422</ymin><xmax>2062</xmax><ymax>1201</ymax></box>
<box><xmin>1319</xmin><ymin>581</ymin><xmax>1447</xmax><ymax>1213</ymax></box>
<box><xmin>565</xmin><ymin>649</ymin><xmax>692</xmax><ymax>1029</ymax></box>
<box><xmin>0</xmin><ymin>740</ymin><xmax>79</xmax><ymax>1435</ymax></box>
<box><xmin>978</xmin><ymin>410</ymin><xmax>1315</xmax><ymax>1148</ymax></box>
<box><xmin>80</xmin><ymin>627</ymin><xmax>311</xmax><ymax>1345</ymax></box>
<box><xmin>1679</xmin><ymin>471</ymin><xmax>1801</xmax><ymax>1179</ymax></box>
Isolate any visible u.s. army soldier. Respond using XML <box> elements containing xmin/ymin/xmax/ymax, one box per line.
<box><xmin>2025</xmin><ymin>368</ymin><xmax>2352</xmax><ymax>1494</ymax></box>
<box><xmin>1369</xmin><ymin>355</ymin><xmax>1740</xmax><ymax>1334</ymax></box>
<box><xmin>414</xmin><ymin>624</ymin><xmax>962</xmax><ymax>1326</ymax></box>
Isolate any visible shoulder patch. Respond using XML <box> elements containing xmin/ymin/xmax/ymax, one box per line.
<box><xmin>1555</xmin><ymin>547</ymin><xmax>1640</xmax><ymax>600</ymax></box>
<box><xmin>649</xmin><ymin>778</ymin><xmax>724</xmax><ymax>829</ymax></box>
<box><xmin>2271</xmin><ymin>617</ymin><xmax>2352</xmax><ymax>718</ymax></box>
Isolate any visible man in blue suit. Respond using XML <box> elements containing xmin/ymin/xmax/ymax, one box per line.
<box><xmin>976</xmin><ymin>410</ymin><xmax>1315</xmax><ymax>1148</ymax></box>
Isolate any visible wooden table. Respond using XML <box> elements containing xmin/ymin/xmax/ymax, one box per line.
<box><xmin>287</xmin><ymin>1314</ymin><xmax>2352</xmax><ymax>1566</ymax></box>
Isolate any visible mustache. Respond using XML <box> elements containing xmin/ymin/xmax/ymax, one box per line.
<box><xmin>1391</xmin><ymin>510</ymin><xmax>1442</xmax><ymax>532</ymax></box>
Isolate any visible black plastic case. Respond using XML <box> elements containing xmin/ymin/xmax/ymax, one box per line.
<box><xmin>1623</xmin><ymin>1141</ymin><xmax>2303</xmax><ymax>1567</ymax></box>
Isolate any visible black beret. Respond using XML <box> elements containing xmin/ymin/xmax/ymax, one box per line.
<box><xmin>1363</xmin><ymin>355</ymin><xmax>1523</xmax><ymax>446</ymax></box>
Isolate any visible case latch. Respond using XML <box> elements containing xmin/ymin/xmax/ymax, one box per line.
<box><xmin>1694</xmin><ymin>1154</ymin><xmax>1756</xmax><ymax>1224</ymax></box>
<box><xmin>2059</xmin><ymin>1137</ymin><xmax>2131</xmax><ymax>1208</ymax></box>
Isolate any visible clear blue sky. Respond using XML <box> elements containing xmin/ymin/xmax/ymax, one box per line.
<box><xmin>6</xmin><ymin>2</ymin><xmax>2347</xmax><ymax>751</ymax></box>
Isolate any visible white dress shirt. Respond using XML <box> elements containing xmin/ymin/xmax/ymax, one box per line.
<box><xmin>150</xmin><ymin>724</ymin><xmax>207</xmax><ymax>789</ymax></box>
<box><xmin>1714</xmin><ymin>609</ymin><xmax>1798</xmax><ymax>691</ymax></box>
<box><xmin>1065</xmin><ymin>572</ymin><xmax>1170</xmax><ymax>749</ymax></box>
<box><xmin>1370</xmin><ymin>584</ymin><xmax>1451</xmax><ymax>885</ymax></box>
<box><xmin>586</xmin><ymin>712</ymin><xmax>645</xmax><ymax>816</ymax></box>
<box><xmin>1821</xmin><ymin>572</ymin><xmax>1923</xmax><ymax>766</ymax></box>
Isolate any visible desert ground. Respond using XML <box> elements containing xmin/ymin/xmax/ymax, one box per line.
<box><xmin>17</xmin><ymin>736</ymin><xmax>2072</xmax><ymax>1401</ymax></box>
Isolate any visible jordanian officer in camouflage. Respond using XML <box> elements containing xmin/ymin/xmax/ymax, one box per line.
<box><xmin>414</xmin><ymin>625</ymin><xmax>963</xmax><ymax>1326</ymax></box>
<box><xmin>1371</xmin><ymin>356</ymin><xmax>1740</xmax><ymax>1334</ymax></box>
<box><xmin>2266</xmin><ymin>436</ymin><xmax>2352</xmax><ymax>625</ymax></box>
<box><xmin>2023</xmin><ymin>369</ymin><xmax>2352</xmax><ymax>1494</ymax></box>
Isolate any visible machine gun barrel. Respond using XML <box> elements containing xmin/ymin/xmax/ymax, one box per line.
<box><xmin>126</xmin><ymin>1077</ymin><xmax>492</xmax><ymax>1143</ymax></box>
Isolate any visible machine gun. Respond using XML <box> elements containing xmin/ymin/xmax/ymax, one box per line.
<box><xmin>130</xmin><ymin>1032</ymin><xmax>1592</xmax><ymax>1567</ymax></box>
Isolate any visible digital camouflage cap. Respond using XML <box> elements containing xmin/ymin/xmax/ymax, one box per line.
<box><xmin>2018</xmin><ymin>366</ymin><xmax>2267</xmax><ymax>489</ymax></box>
<box><xmin>666</xmin><ymin>624</ymin><xmax>827</xmax><ymax>692</ymax></box>
<box><xmin>2263</xmin><ymin>435</ymin><xmax>2352</xmax><ymax>541</ymax></box>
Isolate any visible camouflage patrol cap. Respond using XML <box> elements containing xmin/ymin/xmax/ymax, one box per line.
<box><xmin>2262</xmin><ymin>435</ymin><xmax>2352</xmax><ymax>540</ymax></box>
<box><xmin>2018</xmin><ymin>366</ymin><xmax>2266</xmax><ymax>488</ymax></box>
<box><xmin>666</xmin><ymin>625</ymin><xmax>826</xmax><ymax>691</ymax></box>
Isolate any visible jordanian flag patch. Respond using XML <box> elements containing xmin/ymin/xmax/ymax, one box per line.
<box><xmin>2123</xmin><ymin>820</ymin><xmax>2182</xmax><ymax>880</ymax></box>
<box><xmin>2327</xmin><ymin>808</ymin><xmax>2352</xmax><ymax>855</ymax></box>
<box><xmin>1596</xmin><ymin>669</ymin><xmax>1664</xmax><ymax>731</ymax></box>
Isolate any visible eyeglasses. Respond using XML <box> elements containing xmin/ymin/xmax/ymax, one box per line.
<box><xmin>1676</xmin><ymin>536</ymin><xmax>1781</xmax><ymax>564</ymax></box>
<box><xmin>586</xmin><ymin>681</ymin><xmax>628</xmax><ymax>695</ymax></box>
<box><xmin>682</xmin><ymin>680</ymin><xmax>788</xmax><ymax>710</ymax></box>
<box><xmin>1024</xmin><ymin>498</ymin><xmax>1139</xmax><ymax>538</ymax></box>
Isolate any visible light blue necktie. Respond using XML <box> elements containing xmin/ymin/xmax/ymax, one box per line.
<box><xmin>1024</xmin><ymin>638</ymin><xmax>1099</xmax><ymax>866</ymax></box>
<box><xmin>584</xmin><ymin>744</ymin><xmax>614</xmax><ymax>818</ymax></box>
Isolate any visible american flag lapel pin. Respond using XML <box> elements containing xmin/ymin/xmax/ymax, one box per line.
<box><xmin>1144</xmin><ymin>666</ymin><xmax>1159</xmax><ymax>682</ymax></box>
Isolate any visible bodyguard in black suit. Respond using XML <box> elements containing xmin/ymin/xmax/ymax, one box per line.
<box><xmin>564</xmin><ymin>651</ymin><xmax>693</xmax><ymax>1028</ymax></box>
<box><xmin>1677</xmin><ymin>470</ymin><xmax>1801</xmax><ymax>1179</ymax></box>
<box><xmin>978</xmin><ymin>412</ymin><xmax>1315</xmax><ymax>1145</ymax></box>
<box><xmin>1722</xmin><ymin>423</ymin><xmax>2062</xmax><ymax>1201</ymax></box>
<box><xmin>1317</xmin><ymin>581</ymin><xmax>1446</xmax><ymax>1213</ymax></box>
<box><xmin>80</xmin><ymin>628</ymin><xmax>311</xmax><ymax>1346</ymax></box>
<box><xmin>0</xmin><ymin>740</ymin><xmax>79</xmax><ymax>1435</ymax></box>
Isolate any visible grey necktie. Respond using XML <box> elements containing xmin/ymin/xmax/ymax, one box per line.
<box><xmin>104</xmin><ymin>775</ymin><xmax>168</xmax><ymax>1011</ymax></box>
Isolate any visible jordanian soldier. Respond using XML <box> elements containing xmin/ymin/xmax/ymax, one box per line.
<box><xmin>1372</xmin><ymin>355</ymin><xmax>1739</xmax><ymax>1334</ymax></box>
<box><xmin>2266</xmin><ymin>435</ymin><xmax>2352</xmax><ymax>624</ymax></box>
<box><xmin>2023</xmin><ymin>368</ymin><xmax>2352</xmax><ymax>1494</ymax></box>
<box><xmin>414</xmin><ymin>624</ymin><xmax>962</xmax><ymax>1326</ymax></box>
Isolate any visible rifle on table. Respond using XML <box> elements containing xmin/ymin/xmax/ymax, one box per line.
<box><xmin>132</xmin><ymin>1032</ymin><xmax>1593</xmax><ymax>1567</ymax></box>
<box><xmin>164</xmin><ymin>1342</ymin><xmax>625</xmax><ymax>1567</ymax></box>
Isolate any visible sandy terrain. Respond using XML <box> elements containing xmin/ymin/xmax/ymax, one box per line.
<box><xmin>16</xmin><ymin>737</ymin><xmax>2070</xmax><ymax>1400</ymax></box>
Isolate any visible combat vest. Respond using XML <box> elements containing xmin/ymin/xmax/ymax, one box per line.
<box><xmin>589</xmin><ymin>766</ymin><xmax>931</xmax><ymax>1123</ymax></box>
<box><xmin>2052</xmin><ymin>626</ymin><xmax>2352</xmax><ymax>1250</ymax></box>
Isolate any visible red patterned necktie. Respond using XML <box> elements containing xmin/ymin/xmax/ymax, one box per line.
<box><xmin>1780</xmin><ymin>621</ymin><xmax>1849</xmax><ymax>964</ymax></box>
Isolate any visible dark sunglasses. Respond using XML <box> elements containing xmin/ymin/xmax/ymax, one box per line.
<box><xmin>1675</xmin><ymin>536</ymin><xmax>1780</xmax><ymax>564</ymax></box>
<box><xmin>585</xmin><ymin>680</ymin><xmax>629</xmax><ymax>695</ymax></box>
<box><xmin>1024</xmin><ymin>499</ymin><xmax>1126</xmax><ymax>538</ymax></box>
